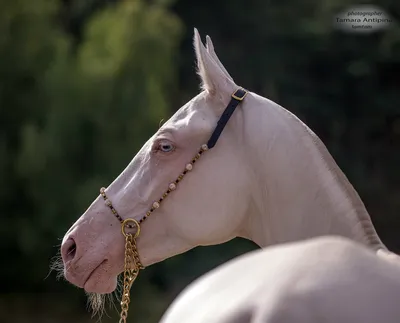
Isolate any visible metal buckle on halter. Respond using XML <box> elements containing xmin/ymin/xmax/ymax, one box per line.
<box><xmin>231</xmin><ymin>88</ymin><xmax>248</xmax><ymax>101</ymax></box>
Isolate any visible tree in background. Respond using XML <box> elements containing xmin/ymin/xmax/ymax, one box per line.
<box><xmin>2</xmin><ymin>0</ymin><xmax>182</xmax><ymax>321</ymax></box>
<box><xmin>0</xmin><ymin>0</ymin><xmax>67</xmax><ymax>291</ymax></box>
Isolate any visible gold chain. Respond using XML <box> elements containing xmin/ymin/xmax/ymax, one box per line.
<box><xmin>119</xmin><ymin>233</ymin><xmax>142</xmax><ymax>323</ymax></box>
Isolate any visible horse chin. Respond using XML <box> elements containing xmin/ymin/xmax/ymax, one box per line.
<box><xmin>84</xmin><ymin>277</ymin><xmax>117</xmax><ymax>294</ymax></box>
<box><xmin>83</xmin><ymin>261</ymin><xmax>118</xmax><ymax>294</ymax></box>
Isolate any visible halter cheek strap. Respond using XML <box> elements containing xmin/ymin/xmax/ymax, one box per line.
<box><xmin>207</xmin><ymin>88</ymin><xmax>248</xmax><ymax>149</ymax></box>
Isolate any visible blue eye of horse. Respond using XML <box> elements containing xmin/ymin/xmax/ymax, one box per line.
<box><xmin>160</xmin><ymin>143</ymin><xmax>174</xmax><ymax>152</ymax></box>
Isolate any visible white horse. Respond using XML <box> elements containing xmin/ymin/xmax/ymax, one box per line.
<box><xmin>59</xmin><ymin>28</ymin><xmax>397</xmax><ymax>318</ymax></box>
<box><xmin>160</xmin><ymin>236</ymin><xmax>400</xmax><ymax>323</ymax></box>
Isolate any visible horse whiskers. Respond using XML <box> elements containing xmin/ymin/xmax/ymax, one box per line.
<box><xmin>87</xmin><ymin>292</ymin><xmax>106</xmax><ymax>319</ymax></box>
<box><xmin>55</xmin><ymin>249</ymin><xmax>76</xmax><ymax>272</ymax></box>
<box><xmin>110</xmin><ymin>277</ymin><xmax>123</xmax><ymax>312</ymax></box>
<box><xmin>86</xmin><ymin>275</ymin><xmax>123</xmax><ymax>319</ymax></box>
<box><xmin>47</xmin><ymin>253</ymin><xmax>66</xmax><ymax>281</ymax></box>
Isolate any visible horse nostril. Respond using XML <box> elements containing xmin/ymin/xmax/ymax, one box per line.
<box><xmin>61</xmin><ymin>238</ymin><xmax>77</xmax><ymax>263</ymax></box>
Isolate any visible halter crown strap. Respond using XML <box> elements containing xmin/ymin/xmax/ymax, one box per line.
<box><xmin>207</xmin><ymin>88</ymin><xmax>248</xmax><ymax>149</ymax></box>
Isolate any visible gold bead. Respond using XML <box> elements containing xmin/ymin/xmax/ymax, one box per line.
<box><xmin>105</xmin><ymin>199</ymin><xmax>112</xmax><ymax>207</ymax></box>
<box><xmin>163</xmin><ymin>193</ymin><xmax>168</xmax><ymax>198</ymax></box>
<box><xmin>168</xmin><ymin>183</ymin><xmax>177</xmax><ymax>190</ymax></box>
<box><xmin>153</xmin><ymin>201</ymin><xmax>160</xmax><ymax>209</ymax></box>
<box><xmin>146</xmin><ymin>211</ymin><xmax>151</xmax><ymax>216</ymax></box>
<box><xmin>185</xmin><ymin>163</ymin><xmax>193</xmax><ymax>171</ymax></box>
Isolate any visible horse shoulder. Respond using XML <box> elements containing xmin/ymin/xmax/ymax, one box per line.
<box><xmin>161</xmin><ymin>236</ymin><xmax>400</xmax><ymax>323</ymax></box>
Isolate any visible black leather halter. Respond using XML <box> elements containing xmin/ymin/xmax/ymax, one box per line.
<box><xmin>207</xmin><ymin>88</ymin><xmax>248</xmax><ymax>149</ymax></box>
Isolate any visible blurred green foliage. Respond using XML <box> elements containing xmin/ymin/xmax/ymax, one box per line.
<box><xmin>1</xmin><ymin>0</ymin><xmax>399</xmax><ymax>322</ymax></box>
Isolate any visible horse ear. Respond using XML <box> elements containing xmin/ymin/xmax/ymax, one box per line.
<box><xmin>193</xmin><ymin>28</ymin><xmax>236</xmax><ymax>102</ymax></box>
<box><xmin>205</xmin><ymin>35</ymin><xmax>233</xmax><ymax>81</ymax></box>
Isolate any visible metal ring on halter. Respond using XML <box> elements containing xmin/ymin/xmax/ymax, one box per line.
<box><xmin>121</xmin><ymin>218</ymin><xmax>141</xmax><ymax>239</ymax></box>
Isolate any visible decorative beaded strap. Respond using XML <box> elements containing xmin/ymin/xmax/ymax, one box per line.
<box><xmin>100</xmin><ymin>143</ymin><xmax>209</xmax><ymax>228</ymax></box>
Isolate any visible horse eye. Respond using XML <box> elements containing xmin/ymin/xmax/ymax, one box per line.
<box><xmin>159</xmin><ymin>142</ymin><xmax>174</xmax><ymax>153</ymax></box>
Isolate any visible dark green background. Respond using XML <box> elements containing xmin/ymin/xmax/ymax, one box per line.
<box><xmin>1</xmin><ymin>0</ymin><xmax>399</xmax><ymax>322</ymax></box>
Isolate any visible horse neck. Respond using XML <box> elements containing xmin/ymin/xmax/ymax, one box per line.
<box><xmin>239</xmin><ymin>94</ymin><xmax>386</xmax><ymax>251</ymax></box>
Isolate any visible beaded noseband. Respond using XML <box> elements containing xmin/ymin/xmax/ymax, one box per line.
<box><xmin>100</xmin><ymin>88</ymin><xmax>248</xmax><ymax>322</ymax></box>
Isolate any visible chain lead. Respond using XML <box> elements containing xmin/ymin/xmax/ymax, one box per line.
<box><xmin>119</xmin><ymin>232</ymin><xmax>143</xmax><ymax>323</ymax></box>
